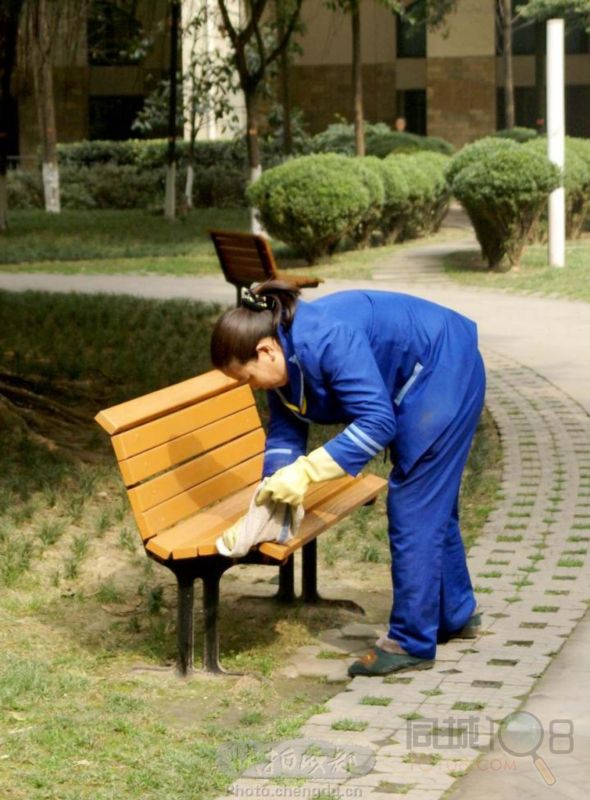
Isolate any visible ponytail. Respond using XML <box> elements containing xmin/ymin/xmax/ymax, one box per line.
<box><xmin>210</xmin><ymin>280</ymin><xmax>301</xmax><ymax>369</ymax></box>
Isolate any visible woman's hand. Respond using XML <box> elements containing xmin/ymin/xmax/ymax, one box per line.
<box><xmin>256</xmin><ymin>447</ymin><xmax>346</xmax><ymax>506</ymax></box>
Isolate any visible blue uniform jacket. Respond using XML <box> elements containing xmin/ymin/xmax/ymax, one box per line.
<box><xmin>262</xmin><ymin>290</ymin><xmax>481</xmax><ymax>478</ymax></box>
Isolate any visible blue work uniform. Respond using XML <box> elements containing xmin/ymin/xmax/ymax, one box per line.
<box><xmin>263</xmin><ymin>290</ymin><xmax>486</xmax><ymax>660</ymax></box>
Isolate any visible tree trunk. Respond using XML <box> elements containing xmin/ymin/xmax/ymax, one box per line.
<box><xmin>245</xmin><ymin>90</ymin><xmax>263</xmax><ymax>234</ymax></box>
<box><xmin>276</xmin><ymin>0</ymin><xmax>292</xmax><ymax>156</ymax></box>
<box><xmin>30</xmin><ymin>0</ymin><xmax>60</xmax><ymax>213</ymax></box>
<box><xmin>0</xmin><ymin>1</ymin><xmax>20</xmax><ymax>230</ymax></box>
<box><xmin>352</xmin><ymin>3</ymin><xmax>364</xmax><ymax>156</ymax></box>
<box><xmin>165</xmin><ymin>0</ymin><xmax>181</xmax><ymax>220</ymax></box>
<box><xmin>534</xmin><ymin>21</ymin><xmax>546</xmax><ymax>133</ymax></box>
<box><xmin>502</xmin><ymin>0</ymin><xmax>515</xmax><ymax>130</ymax></box>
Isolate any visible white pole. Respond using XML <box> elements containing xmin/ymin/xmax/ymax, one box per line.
<box><xmin>547</xmin><ymin>18</ymin><xmax>565</xmax><ymax>268</ymax></box>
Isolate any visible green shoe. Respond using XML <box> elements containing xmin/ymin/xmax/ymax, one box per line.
<box><xmin>438</xmin><ymin>612</ymin><xmax>482</xmax><ymax>644</ymax></box>
<box><xmin>348</xmin><ymin>646</ymin><xmax>435</xmax><ymax>677</ymax></box>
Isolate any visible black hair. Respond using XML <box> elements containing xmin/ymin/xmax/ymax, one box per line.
<box><xmin>210</xmin><ymin>280</ymin><xmax>301</xmax><ymax>369</ymax></box>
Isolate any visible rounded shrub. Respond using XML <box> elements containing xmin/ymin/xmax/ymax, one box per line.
<box><xmin>348</xmin><ymin>156</ymin><xmax>385</xmax><ymax>247</ymax></box>
<box><xmin>389</xmin><ymin>154</ymin><xmax>439</xmax><ymax>240</ymax></box>
<box><xmin>451</xmin><ymin>143</ymin><xmax>559</xmax><ymax>268</ymax></box>
<box><xmin>445</xmin><ymin>136</ymin><xmax>520</xmax><ymax>188</ymax></box>
<box><xmin>523</xmin><ymin>136</ymin><xmax>590</xmax><ymax>240</ymax></box>
<box><xmin>246</xmin><ymin>154</ymin><xmax>371</xmax><ymax>264</ymax></box>
<box><xmin>362</xmin><ymin>157</ymin><xmax>411</xmax><ymax>243</ymax></box>
<box><xmin>412</xmin><ymin>152</ymin><xmax>451</xmax><ymax>233</ymax></box>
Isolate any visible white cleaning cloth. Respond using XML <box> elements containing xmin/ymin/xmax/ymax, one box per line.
<box><xmin>216</xmin><ymin>479</ymin><xmax>305</xmax><ymax>558</ymax></box>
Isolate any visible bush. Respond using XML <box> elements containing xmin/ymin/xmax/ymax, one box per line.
<box><xmin>445</xmin><ymin>136</ymin><xmax>520</xmax><ymax>188</ymax></box>
<box><xmin>412</xmin><ymin>152</ymin><xmax>451</xmax><ymax>233</ymax></box>
<box><xmin>523</xmin><ymin>137</ymin><xmax>590</xmax><ymax>240</ymax></box>
<box><xmin>361</xmin><ymin>157</ymin><xmax>411</xmax><ymax>243</ymax></box>
<box><xmin>7</xmin><ymin>170</ymin><xmax>44</xmax><ymax>209</ymax></box>
<box><xmin>311</xmin><ymin>122</ymin><xmax>454</xmax><ymax>158</ymax></box>
<box><xmin>493</xmin><ymin>127</ymin><xmax>539</xmax><ymax>144</ymax></box>
<box><xmin>388</xmin><ymin>153</ymin><xmax>449</xmax><ymax>240</ymax></box>
<box><xmin>247</xmin><ymin>154</ymin><xmax>371</xmax><ymax>263</ymax></box>
<box><xmin>450</xmin><ymin>142</ymin><xmax>559</xmax><ymax>268</ymax></box>
<box><xmin>347</xmin><ymin>157</ymin><xmax>385</xmax><ymax>247</ymax></box>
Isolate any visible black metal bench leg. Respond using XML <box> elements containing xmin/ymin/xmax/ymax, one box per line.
<box><xmin>201</xmin><ymin>569</ymin><xmax>225</xmax><ymax>674</ymax></box>
<box><xmin>176</xmin><ymin>572</ymin><xmax>195</xmax><ymax>676</ymax></box>
<box><xmin>277</xmin><ymin>556</ymin><xmax>295</xmax><ymax>602</ymax></box>
<box><xmin>302</xmin><ymin>539</ymin><xmax>365</xmax><ymax>615</ymax></box>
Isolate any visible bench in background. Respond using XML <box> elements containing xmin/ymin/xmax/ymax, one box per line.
<box><xmin>210</xmin><ymin>229</ymin><xmax>323</xmax><ymax>305</ymax></box>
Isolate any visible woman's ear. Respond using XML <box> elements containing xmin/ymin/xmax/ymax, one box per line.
<box><xmin>256</xmin><ymin>337</ymin><xmax>280</xmax><ymax>361</ymax></box>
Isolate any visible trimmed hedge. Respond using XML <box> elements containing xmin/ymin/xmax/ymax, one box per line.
<box><xmin>7</xmin><ymin>162</ymin><xmax>247</xmax><ymax>210</ymax></box>
<box><xmin>246</xmin><ymin>154</ymin><xmax>372</xmax><ymax>264</ymax></box>
<box><xmin>493</xmin><ymin>127</ymin><xmax>539</xmax><ymax>143</ymax></box>
<box><xmin>449</xmin><ymin>138</ymin><xmax>559</xmax><ymax>268</ymax></box>
<box><xmin>311</xmin><ymin>122</ymin><xmax>454</xmax><ymax>158</ymax></box>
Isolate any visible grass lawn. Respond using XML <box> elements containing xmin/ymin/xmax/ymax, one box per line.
<box><xmin>444</xmin><ymin>237</ymin><xmax>590</xmax><ymax>303</ymax></box>
<box><xmin>0</xmin><ymin>292</ymin><xmax>501</xmax><ymax>799</ymax></box>
<box><xmin>0</xmin><ymin>208</ymin><xmax>468</xmax><ymax>281</ymax></box>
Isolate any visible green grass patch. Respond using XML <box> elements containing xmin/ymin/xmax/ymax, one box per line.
<box><xmin>444</xmin><ymin>238</ymin><xmax>590</xmax><ymax>302</ymax></box>
<box><xmin>331</xmin><ymin>719</ymin><xmax>368</xmax><ymax>731</ymax></box>
<box><xmin>360</xmin><ymin>696</ymin><xmax>392</xmax><ymax>706</ymax></box>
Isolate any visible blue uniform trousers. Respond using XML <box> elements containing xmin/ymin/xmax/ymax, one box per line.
<box><xmin>386</xmin><ymin>352</ymin><xmax>486</xmax><ymax>660</ymax></box>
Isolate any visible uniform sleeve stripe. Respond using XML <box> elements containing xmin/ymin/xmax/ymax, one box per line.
<box><xmin>349</xmin><ymin>423</ymin><xmax>383</xmax><ymax>454</ymax></box>
<box><xmin>343</xmin><ymin>427</ymin><xmax>380</xmax><ymax>457</ymax></box>
<box><xmin>265</xmin><ymin>448</ymin><xmax>293</xmax><ymax>456</ymax></box>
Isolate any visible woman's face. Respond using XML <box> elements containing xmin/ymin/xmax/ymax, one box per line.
<box><xmin>224</xmin><ymin>337</ymin><xmax>288</xmax><ymax>390</ymax></box>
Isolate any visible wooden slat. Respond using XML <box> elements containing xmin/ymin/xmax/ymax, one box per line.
<box><xmin>144</xmin><ymin>474</ymin><xmax>378</xmax><ymax>561</ymax></box>
<box><xmin>119</xmin><ymin>406</ymin><xmax>262</xmax><ymax>486</ymax></box>
<box><xmin>275</xmin><ymin>270</ymin><xmax>322</xmax><ymax>288</ymax></box>
<box><xmin>259</xmin><ymin>474</ymin><xmax>387</xmax><ymax>560</ymax></box>
<box><xmin>135</xmin><ymin>454</ymin><xmax>263</xmax><ymax>539</ymax></box>
<box><xmin>95</xmin><ymin>370</ymin><xmax>239</xmax><ymax>435</ymax></box>
<box><xmin>128</xmin><ymin>429</ymin><xmax>265</xmax><ymax>514</ymax></box>
<box><xmin>144</xmin><ymin>475</ymin><xmax>355</xmax><ymax>560</ymax></box>
<box><xmin>112</xmin><ymin>385</ymin><xmax>254</xmax><ymax>461</ymax></box>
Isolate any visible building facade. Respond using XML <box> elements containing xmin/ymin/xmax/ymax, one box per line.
<box><xmin>11</xmin><ymin>0</ymin><xmax>590</xmax><ymax>162</ymax></box>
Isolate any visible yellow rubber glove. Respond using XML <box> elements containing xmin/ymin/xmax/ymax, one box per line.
<box><xmin>256</xmin><ymin>447</ymin><xmax>346</xmax><ymax>507</ymax></box>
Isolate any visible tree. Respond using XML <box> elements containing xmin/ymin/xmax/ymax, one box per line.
<box><xmin>0</xmin><ymin>0</ymin><xmax>23</xmax><ymax>230</ymax></box>
<box><xmin>327</xmin><ymin>0</ymin><xmax>457</xmax><ymax>157</ymax></box>
<box><xmin>133</xmin><ymin>6</ymin><xmax>237</xmax><ymax>210</ymax></box>
<box><xmin>19</xmin><ymin>0</ymin><xmax>89</xmax><ymax>214</ymax></box>
<box><xmin>164</xmin><ymin>0</ymin><xmax>181</xmax><ymax>220</ymax></box>
<box><xmin>497</xmin><ymin>0</ymin><xmax>590</xmax><ymax>133</ymax></box>
<box><xmin>216</xmin><ymin>0</ymin><xmax>304</xmax><ymax>231</ymax></box>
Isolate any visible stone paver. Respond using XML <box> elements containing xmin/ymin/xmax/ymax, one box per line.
<box><xmin>220</xmin><ymin>349</ymin><xmax>590</xmax><ymax>800</ymax></box>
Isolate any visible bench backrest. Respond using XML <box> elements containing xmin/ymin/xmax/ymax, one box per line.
<box><xmin>210</xmin><ymin>229</ymin><xmax>278</xmax><ymax>288</ymax></box>
<box><xmin>95</xmin><ymin>371</ymin><xmax>264</xmax><ymax>544</ymax></box>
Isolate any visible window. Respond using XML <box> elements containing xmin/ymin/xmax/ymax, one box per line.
<box><xmin>89</xmin><ymin>96</ymin><xmax>145</xmax><ymax>140</ymax></box>
<box><xmin>88</xmin><ymin>0</ymin><xmax>143</xmax><ymax>66</ymax></box>
<box><xmin>497</xmin><ymin>86</ymin><xmax>590</xmax><ymax>135</ymax></box>
<box><xmin>396</xmin><ymin>5</ymin><xmax>426</xmax><ymax>59</ymax></box>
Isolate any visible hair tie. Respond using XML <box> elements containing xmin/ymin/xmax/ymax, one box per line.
<box><xmin>240</xmin><ymin>286</ymin><xmax>276</xmax><ymax>312</ymax></box>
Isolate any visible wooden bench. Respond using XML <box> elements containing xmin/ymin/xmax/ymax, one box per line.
<box><xmin>95</xmin><ymin>370</ymin><xmax>386</xmax><ymax>675</ymax></box>
<box><xmin>210</xmin><ymin>229</ymin><xmax>324</xmax><ymax>305</ymax></box>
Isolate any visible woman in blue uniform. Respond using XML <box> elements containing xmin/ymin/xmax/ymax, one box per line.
<box><xmin>210</xmin><ymin>282</ymin><xmax>485</xmax><ymax>676</ymax></box>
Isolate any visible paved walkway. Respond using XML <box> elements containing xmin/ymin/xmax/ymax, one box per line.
<box><xmin>1</xmin><ymin>231</ymin><xmax>589</xmax><ymax>799</ymax></box>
